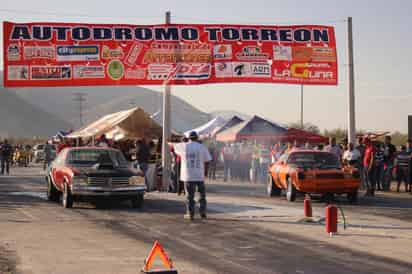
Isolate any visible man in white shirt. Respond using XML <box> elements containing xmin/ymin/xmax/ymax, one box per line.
<box><xmin>174</xmin><ymin>131</ymin><xmax>212</xmax><ymax>220</ymax></box>
<box><xmin>342</xmin><ymin>143</ymin><xmax>361</xmax><ymax>167</ymax></box>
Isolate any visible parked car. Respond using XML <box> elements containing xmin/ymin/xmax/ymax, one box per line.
<box><xmin>46</xmin><ymin>147</ymin><xmax>146</xmax><ymax>208</ymax></box>
<box><xmin>33</xmin><ymin>144</ymin><xmax>56</xmax><ymax>163</ymax></box>
<box><xmin>267</xmin><ymin>150</ymin><xmax>361</xmax><ymax>203</ymax></box>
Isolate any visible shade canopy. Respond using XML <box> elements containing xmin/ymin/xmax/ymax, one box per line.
<box><xmin>216</xmin><ymin>115</ymin><xmax>287</xmax><ymax>142</ymax></box>
<box><xmin>213</xmin><ymin>116</ymin><xmax>245</xmax><ymax>136</ymax></box>
<box><xmin>67</xmin><ymin>107</ymin><xmax>162</xmax><ymax>140</ymax></box>
<box><xmin>282</xmin><ymin>128</ymin><xmax>328</xmax><ymax>144</ymax></box>
<box><xmin>184</xmin><ymin>116</ymin><xmax>226</xmax><ymax>138</ymax></box>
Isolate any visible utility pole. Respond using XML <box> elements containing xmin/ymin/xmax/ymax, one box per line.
<box><xmin>300</xmin><ymin>84</ymin><xmax>304</xmax><ymax>129</ymax></box>
<box><xmin>347</xmin><ymin>17</ymin><xmax>356</xmax><ymax>144</ymax></box>
<box><xmin>161</xmin><ymin>11</ymin><xmax>172</xmax><ymax>191</ymax></box>
<box><xmin>73</xmin><ymin>92</ymin><xmax>86</xmax><ymax>127</ymax></box>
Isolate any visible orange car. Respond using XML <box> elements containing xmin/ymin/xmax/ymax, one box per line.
<box><xmin>267</xmin><ymin>150</ymin><xmax>361</xmax><ymax>203</ymax></box>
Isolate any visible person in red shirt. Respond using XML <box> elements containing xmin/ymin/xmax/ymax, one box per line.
<box><xmin>363</xmin><ymin>138</ymin><xmax>376</xmax><ymax>196</ymax></box>
<box><xmin>57</xmin><ymin>138</ymin><xmax>70</xmax><ymax>154</ymax></box>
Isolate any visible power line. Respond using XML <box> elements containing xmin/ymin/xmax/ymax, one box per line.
<box><xmin>73</xmin><ymin>93</ymin><xmax>87</xmax><ymax>127</ymax></box>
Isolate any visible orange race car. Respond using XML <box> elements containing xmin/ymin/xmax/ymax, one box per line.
<box><xmin>267</xmin><ymin>150</ymin><xmax>361</xmax><ymax>203</ymax></box>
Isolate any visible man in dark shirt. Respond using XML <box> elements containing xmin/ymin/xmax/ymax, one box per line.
<box><xmin>383</xmin><ymin>135</ymin><xmax>397</xmax><ymax>191</ymax></box>
<box><xmin>136</xmin><ymin>139</ymin><xmax>150</xmax><ymax>175</ymax></box>
<box><xmin>1</xmin><ymin>139</ymin><xmax>13</xmax><ymax>175</ymax></box>
<box><xmin>395</xmin><ymin>145</ymin><xmax>410</xmax><ymax>192</ymax></box>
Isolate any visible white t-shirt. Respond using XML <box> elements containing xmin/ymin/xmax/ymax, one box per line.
<box><xmin>174</xmin><ymin>141</ymin><xmax>212</xmax><ymax>182</ymax></box>
<box><xmin>343</xmin><ymin>149</ymin><xmax>361</xmax><ymax>162</ymax></box>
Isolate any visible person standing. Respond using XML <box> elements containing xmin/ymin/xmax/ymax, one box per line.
<box><xmin>1</xmin><ymin>139</ymin><xmax>13</xmax><ymax>175</ymax></box>
<box><xmin>373</xmin><ymin>143</ymin><xmax>385</xmax><ymax>191</ymax></box>
<box><xmin>43</xmin><ymin>141</ymin><xmax>54</xmax><ymax>171</ymax></box>
<box><xmin>324</xmin><ymin>137</ymin><xmax>342</xmax><ymax>161</ymax></box>
<box><xmin>382</xmin><ymin>135</ymin><xmax>397</xmax><ymax>191</ymax></box>
<box><xmin>342</xmin><ymin>143</ymin><xmax>361</xmax><ymax>167</ymax></box>
<box><xmin>222</xmin><ymin>144</ymin><xmax>233</xmax><ymax>182</ymax></box>
<box><xmin>135</xmin><ymin>139</ymin><xmax>150</xmax><ymax>175</ymax></box>
<box><xmin>395</xmin><ymin>145</ymin><xmax>410</xmax><ymax>192</ymax></box>
<box><xmin>174</xmin><ymin>131</ymin><xmax>211</xmax><ymax>220</ymax></box>
<box><xmin>363</xmin><ymin>138</ymin><xmax>376</xmax><ymax>196</ymax></box>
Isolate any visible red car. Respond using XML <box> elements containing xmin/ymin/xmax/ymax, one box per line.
<box><xmin>46</xmin><ymin>147</ymin><xmax>146</xmax><ymax>208</ymax></box>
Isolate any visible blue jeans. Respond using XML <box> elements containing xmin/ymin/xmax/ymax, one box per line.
<box><xmin>185</xmin><ymin>181</ymin><xmax>206</xmax><ymax>217</ymax></box>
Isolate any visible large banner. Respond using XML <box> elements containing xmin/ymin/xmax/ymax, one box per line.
<box><xmin>3</xmin><ymin>21</ymin><xmax>338</xmax><ymax>87</ymax></box>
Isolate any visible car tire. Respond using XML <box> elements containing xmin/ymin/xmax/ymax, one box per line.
<box><xmin>286</xmin><ymin>177</ymin><xmax>297</xmax><ymax>202</ymax></box>
<box><xmin>131</xmin><ymin>193</ymin><xmax>144</xmax><ymax>209</ymax></box>
<box><xmin>62</xmin><ymin>183</ymin><xmax>73</xmax><ymax>208</ymax></box>
<box><xmin>267</xmin><ymin>175</ymin><xmax>281</xmax><ymax>197</ymax></box>
<box><xmin>347</xmin><ymin>190</ymin><xmax>358</xmax><ymax>204</ymax></box>
<box><xmin>47</xmin><ymin>176</ymin><xmax>60</xmax><ymax>202</ymax></box>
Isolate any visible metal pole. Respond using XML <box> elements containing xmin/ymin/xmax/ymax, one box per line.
<box><xmin>300</xmin><ymin>84</ymin><xmax>304</xmax><ymax>129</ymax></box>
<box><xmin>161</xmin><ymin>11</ymin><xmax>172</xmax><ymax>191</ymax></box>
<box><xmin>347</xmin><ymin>17</ymin><xmax>356</xmax><ymax>144</ymax></box>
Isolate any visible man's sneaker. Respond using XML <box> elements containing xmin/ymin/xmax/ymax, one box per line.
<box><xmin>200</xmin><ymin>214</ymin><xmax>207</xmax><ymax>220</ymax></box>
<box><xmin>184</xmin><ymin>214</ymin><xmax>194</xmax><ymax>221</ymax></box>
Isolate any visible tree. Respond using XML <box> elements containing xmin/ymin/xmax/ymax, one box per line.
<box><xmin>287</xmin><ymin>122</ymin><xmax>320</xmax><ymax>134</ymax></box>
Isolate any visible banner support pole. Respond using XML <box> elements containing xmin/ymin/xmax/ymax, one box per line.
<box><xmin>347</xmin><ymin>17</ymin><xmax>356</xmax><ymax>144</ymax></box>
<box><xmin>300</xmin><ymin>84</ymin><xmax>304</xmax><ymax>129</ymax></box>
<box><xmin>161</xmin><ymin>11</ymin><xmax>172</xmax><ymax>191</ymax></box>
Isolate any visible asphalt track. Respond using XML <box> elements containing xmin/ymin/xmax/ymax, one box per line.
<box><xmin>1</xmin><ymin>174</ymin><xmax>412</xmax><ymax>274</ymax></box>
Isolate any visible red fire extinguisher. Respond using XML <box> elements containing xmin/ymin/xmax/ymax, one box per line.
<box><xmin>326</xmin><ymin>204</ymin><xmax>338</xmax><ymax>236</ymax></box>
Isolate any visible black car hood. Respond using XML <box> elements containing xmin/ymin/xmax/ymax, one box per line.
<box><xmin>75</xmin><ymin>167</ymin><xmax>137</xmax><ymax>178</ymax></box>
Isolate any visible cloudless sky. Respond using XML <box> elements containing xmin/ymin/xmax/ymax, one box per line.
<box><xmin>1</xmin><ymin>0</ymin><xmax>411</xmax><ymax>133</ymax></box>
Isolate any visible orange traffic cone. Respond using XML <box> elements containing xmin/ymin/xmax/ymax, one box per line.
<box><xmin>304</xmin><ymin>194</ymin><xmax>312</xmax><ymax>218</ymax></box>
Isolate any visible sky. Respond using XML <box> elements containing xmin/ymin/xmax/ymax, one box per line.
<box><xmin>1</xmin><ymin>0</ymin><xmax>411</xmax><ymax>133</ymax></box>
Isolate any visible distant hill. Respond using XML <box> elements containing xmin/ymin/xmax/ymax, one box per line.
<box><xmin>1</xmin><ymin>71</ymin><xmax>211</xmax><ymax>137</ymax></box>
<box><xmin>0</xmin><ymin>89</ymin><xmax>73</xmax><ymax>138</ymax></box>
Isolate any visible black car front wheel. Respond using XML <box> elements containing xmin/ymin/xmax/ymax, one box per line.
<box><xmin>347</xmin><ymin>190</ymin><xmax>358</xmax><ymax>204</ymax></box>
<box><xmin>131</xmin><ymin>193</ymin><xmax>144</xmax><ymax>209</ymax></box>
<box><xmin>47</xmin><ymin>176</ymin><xmax>60</xmax><ymax>202</ymax></box>
<box><xmin>62</xmin><ymin>183</ymin><xmax>73</xmax><ymax>208</ymax></box>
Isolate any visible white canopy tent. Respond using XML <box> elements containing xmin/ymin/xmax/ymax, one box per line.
<box><xmin>184</xmin><ymin>116</ymin><xmax>226</xmax><ymax>138</ymax></box>
<box><xmin>67</xmin><ymin>107</ymin><xmax>162</xmax><ymax>140</ymax></box>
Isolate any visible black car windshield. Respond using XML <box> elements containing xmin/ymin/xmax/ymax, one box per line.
<box><xmin>287</xmin><ymin>152</ymin><xmax>341</xmax><ymax>169</ymax></box>
<box><xmin>67</xmin><ymin>149</ymin><xmax>129</xmax><ymax>168</ymax></box>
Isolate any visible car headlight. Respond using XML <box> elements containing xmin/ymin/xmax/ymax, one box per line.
<box><xmin>72</xmin><ymin>176</ymin><xmax>88</xmax><ymax>185</ymax></box>
<box><xmin>129</xmin><ymin>176</ymin><xmax>145</xmax><ymax>185</ymax></box>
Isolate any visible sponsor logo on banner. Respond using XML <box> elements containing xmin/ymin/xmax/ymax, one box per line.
<box><xmin>7</xmin><ymin>44</ymin><xmax>21</xmax><ymax>61</ymax></box>
<box><xmin>56</xmin><ymin>45</ymin><xmax>99</xmax><ymax>61</ymax></box>
<box><xmin>101</xmin><ymin>46</ymin><xmax>124</xmax><ymax>59</ymax></box>
<box><xmin>125</xmin><ymin>67</ymin><xmax>146</xmax><ymax>79</ymax></box>
<box><xmin>143</xmin><ymin>43</ymin><xmax>211</xmax><ymax>64</ymax></box>
<box><xmin>233</xmin><ymin>62</ymin><xmax>251</xmax><ymax>77</ymax></box>
<box><xmin>236</xmin><ymin>47</ymin><xmax>269</xmax><ymax>61</ymax></box>
<box><xmin>31</xmin><ymin>66</ymin><xmax>71</xmax><ymax>80</ymax></box>
<box><xmin>148</xmin><ymin>64</ymin><xmax>174</xmax><ymax>80</ymax></box>
<box><xmin>8</xmin><ymin>65</ymin><xmax>28</xmax><ymax>80</ymax></box>
<box><xmin>273</xmin><ymin>45</ymin><xmax>292</xmax><ymax>61</ymax></box>
<box><xmin>232</xmin><ymin>62</ymin><xmax>270</xmax><ymax>77</ymax></box>
<box><xmin>311</xmin><ymin>47</ymin><xmax>336</xmax><ymax>62</ymax></box>
<box><xmin>107</xmin><ymin>60</ymin><xmax>124</xmax><ymax>80</ymax></box>
<box><xmin>125</xmin><ymin>43</ymin><xmax>143</xmax><ymax>67</ymax></box>
<box><xmin>273</xmin><ymin>63</ymin><xmax>334</xmax><ymax>80</ymax></box>
<box><xmin>213</xmin><ymin>45</ymin><xmax>232</xmax><ymax>59</ymax></box>
<box><xmin>292</xmin><ymin>47</ymin><xmax>313</xmax><ymax>62</ymax></box>
<box><xmin>24</xmin><ymin>46</ymin><xmax>55</xmax><ymax>59</ymax></box>
<box><xmin>74</xmin><ymin>66</ymin><xmax>105</xmax><ymax>79</ymax></box>
<box><xmin>174</xmin><ymin>63</ymin><xmax>211</xmax><ymax>80</ymax></box>
<box><xmin>214</xmin><ymin>62</ymin><xmax>233</xmax><ymax>78</ymax></box>
<box><xmin>250</xmin><ymin>63</ymin><xmax>271</xmax><ymax>77</ymax></box>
